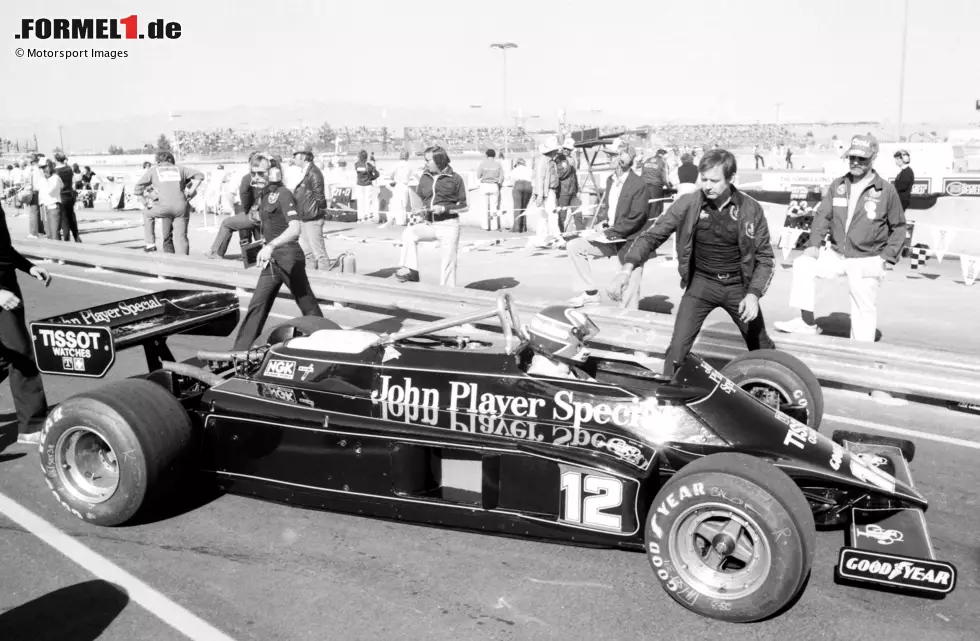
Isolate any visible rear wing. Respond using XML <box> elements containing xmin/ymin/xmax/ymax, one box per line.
<box><xmin>30</xmin><ymin>289</ymin><xmax>240</xmax><ymax>378</ymax></box>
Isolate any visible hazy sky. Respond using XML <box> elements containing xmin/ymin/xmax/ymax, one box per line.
<box><xmin>2</xmin><ymin>0</ymin><xmax>978</xmax><ymax>126</ymax></box>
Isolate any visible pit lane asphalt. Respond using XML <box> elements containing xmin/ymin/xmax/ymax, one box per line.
<box><xmin>0</xmin><ymin>265</ymin><xmax>977</xmax><ymax>641</ymax></box>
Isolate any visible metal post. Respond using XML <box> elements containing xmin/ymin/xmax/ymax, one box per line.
<box><xmin>897</xmin><ymin>0</ymin><xmax>910</xmax><ymax>140</ymax></box>
<box><xmin>502</xmin><ymin>48</ymin><xmax>509</xmax><ymax>157</ymax></box>
<box><xmin>491</xmin><ymin>43</ymin><xmax>517</xmax><ymax>157</ymax></box>
<box><xmin>58</xmin><ymin>125</ymin><xmax>64</xmax><ymax>151</ymax></box>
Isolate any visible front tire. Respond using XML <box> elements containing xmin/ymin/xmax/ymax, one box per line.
<box><xmin>721</xmin><ymin>349</ymin><xmax>823</xmax><ymax>429</ymax></box>
<box><xmin>39</xmin><ymin>379</ymin><xmax>193</xmax><ymax>526</ymax></box>
<box><xmin>645</xmin><ymin>453</ymin><xmax>816</xmax><ymax>622</ymax></box>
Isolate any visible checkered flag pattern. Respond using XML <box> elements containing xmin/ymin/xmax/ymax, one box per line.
<box><xmin>909</xmin><ymin>244</ymin><xmax>929</xmax><ymax>271</ymax></box>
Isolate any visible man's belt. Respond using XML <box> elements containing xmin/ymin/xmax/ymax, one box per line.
<box><xmin>697</xmin><ymin>269</ymin><xmax>741</xmax><ymax>281</ymax></box>
<box><xmin>429</xmin><ymin>212</ymin><xmax>459</xmax><ymax>222</ymax></box>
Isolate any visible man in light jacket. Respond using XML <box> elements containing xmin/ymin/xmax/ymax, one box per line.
<box><xmin>774</xmin><ymin>135</ymin><xmax>906</xmax><ymax>342</ymax></box>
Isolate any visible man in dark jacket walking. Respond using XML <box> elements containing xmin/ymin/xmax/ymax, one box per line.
<box><xmin>0</xmin><ymin>203</ymin><xmax>52</xmax><ymax>445</ymax></box>
<box><xmin>608</xmin><ymin>149</ymin><xmax>776</xmax><ymax>376</ymax></box>
<box><xmin>565</xmin><ymin>141</ymin><xmax>650</xmax><ymax>309</ymax></box>
<box><xmin>291</xmin><ymin>145</ymin><xmax>329</xmax><ymax>270</ymax></box>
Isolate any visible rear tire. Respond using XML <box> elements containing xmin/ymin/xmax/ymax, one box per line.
<box><xmin>645</xmin><ymin>452</ymin><xmax>816</xmax><ymax>622</ymax></box>
<box><xmin>38</xmin><ymin>379</ymin><xmax>193</xmax><ymax>526</ymax></box>
<box><xmin>721</xmin><ymin>349</ymin><xmax>823</xmax><ymax>429</ymax></box>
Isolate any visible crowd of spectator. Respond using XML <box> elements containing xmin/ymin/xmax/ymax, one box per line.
<box><xmin>173</xmin><ymin>125</ymin><xmax>539</xmax><ymax>159</ymax></box>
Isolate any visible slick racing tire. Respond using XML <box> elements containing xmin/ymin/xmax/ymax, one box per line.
<box><xmin>721</xmin><ymin>349</ymin><xmax>823</xmax><ymax>430</ymax></box>
<box><xmin>264</xmin><ymin>316</ymin><xmax>343</xmax><ymax>347</ymax></box>
<box><xmin>645</xmin><ymin>453</ymin><xmax>816</xmax><ymax>623</ymax></box>
<box><xmin>38</xmin><ymin>379</ymin><xmax>194</xmax><ymax>526</ymax></box>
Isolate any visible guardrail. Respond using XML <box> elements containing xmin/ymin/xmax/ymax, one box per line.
<box><xmin>16</xmin><ymin>238</ymin><xmax>980</xmax><ymax>407</ymax></box>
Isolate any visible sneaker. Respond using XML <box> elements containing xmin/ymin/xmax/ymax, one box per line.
<box><xmin>774</xmin><ymin>318</ymin><xmax>821</xmax><ymax>335</ymax></box>
<box><xmin>144</xmin><ymin>245</ymin><xmax>157</xmax><ymax>253</ymax></box>
<box><xmin>568</xmin><ymin>292</ymin><xmax>601</xmax><ymax>307</ymax></box>
<box><xmin>395</xmin><ymin>267</ymin><xmax>420</xmax><ymax>283</ymax></box>
<box><xmin>17</xmin><ymin>432</ymin><xmax>40</xmax><ymax>445</ymax></box>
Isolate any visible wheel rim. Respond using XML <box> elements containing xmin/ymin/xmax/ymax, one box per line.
<box><xmin>54</xmin><ymin>427</ymin><xmax>120</xmax><ymax>504</ymax></box>
<box><xmin>737</xmin><ymin>378</ymin><xmax>811</xmax><ymax>426</ymax></box>
<box><xmin>668</xmin><ymin>502</ymin><xmax>773</xmax><ymax>600</ymax></box>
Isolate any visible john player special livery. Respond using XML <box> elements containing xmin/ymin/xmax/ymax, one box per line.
<box><xmin>30</xmin><ymin>290</ymin><xmax>956</xmax><ymax>623</ymax></box>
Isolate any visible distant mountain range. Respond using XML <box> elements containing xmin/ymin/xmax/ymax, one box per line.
<box><xmin>0</xmin><ymin>98</ymin><xmax>971</xmax><ymax>155</ymax></box>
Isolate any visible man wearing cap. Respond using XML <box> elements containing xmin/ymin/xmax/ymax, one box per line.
<box><xmin>639</xmin><ymin>148</ymin><xmax>671</xmax><ymax>219</ymax></box>
<box><xmin>892</xmin><ymin>150</ymin><xmax>915</xmax><ymax>211</ymax></box>
<box><xmin>531</xmin><ymin>136</ymin><xmax>561</xmax><ymax>244</ymax></box>
<box><xmin>565</xmin><ymin>141</ymin><xmax>650</xmax><ymax>309</ymax></box>
<box><xmin>774</xmin><ymin>135</ymin><xmax>907</xmax><ymax>342</ymax></box>
<box><xmin>556</xmin><ymin>137</ymin><xmax>580</xmax><ymax>233</ymax></box>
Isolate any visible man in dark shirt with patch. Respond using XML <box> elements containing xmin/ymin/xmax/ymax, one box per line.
<box><xmin>232</xmin><ymin>155</ymin><xmax>323</xmax><ymax>350</ymax></box>
<box><xmin>0</xmin><ymin>203</ymin><xmax>52</xmax><ymax>445</ymax></box>
<box><xmin>608</xmin><ymin>149</ymin><xmax>776</xmax><ymax>376</ymax></box>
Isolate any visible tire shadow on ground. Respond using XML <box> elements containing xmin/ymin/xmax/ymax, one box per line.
<box><xmin>0</xmin><ymin>580</ymin><xmax>129</xmax><ymax>641</ymax></box>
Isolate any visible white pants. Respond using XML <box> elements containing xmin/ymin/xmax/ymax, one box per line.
<box><xmin>389</xmin><ymin>183</ymin><xmax>410</xmax><ymax>225</ymax></box>
<box><xmin>354</xmin><ymin>184</ymin><xmax>376</xmax><ymax>221</ymax></box>
<box><xmin>788</xmin><ymin>250</ymin><xmax>886</xmax><ymax>342</ymax></box>
<box><xmin>400</xmin><ymin>219</ymin><xmax>461</xmax><ymax>287</ymax></box>
<box><xmin>532</xmin><ymin>192</ymin><xmax>558</xmax><ymax>242</ymax></box>
<box><xmin>478</xmin><ymin>183</ymin><xmax>500</xmax><ymax>231</ymax></box>
<box><xmin>566</xmin><ymin>236</ymin><xmax>643</xmax><ymax>310</ymax></box>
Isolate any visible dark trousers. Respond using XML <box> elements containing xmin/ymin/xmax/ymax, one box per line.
<box><xmin>664</xmin><ymin>274</ymin><xmax>775</xmax><ymax>376</ymax></box>
<box><xmin>233</xmin><ymin>248</ymin><xmax>324</xmax><ymax>350</ymax></box>
<box><xmin>61</xmin><ymin>196</ymin><xmax>80</xmax><ymax>242</ymax></box>
<box><xmin>210</xmin><ymin>214</ymin><xmax>261</xmax><ymax>257</ymax></box>
<box><xmin>646</xmin><ymin>183</ymin><xmax>665</xmax><ymax>219</ymax></box>
<box><xmin>0</xmin><ymin>302</ymin><xmax>49</xmax><ymax>433</ymax></box>
<box><xmin>512</xmin><ymin>181</ymin><xmax>532</xmax><ymax>232</ymax></box>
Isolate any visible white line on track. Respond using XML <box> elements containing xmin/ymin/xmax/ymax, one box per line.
<box><xmin>825</xmin><ymin>414</ymin><xmax>980</xmax><ymax>451</ymax></box>
<box><xmin>0</xmin><ymin>491</ymin><xmax>237</xmax><ymax>641</ymax></box>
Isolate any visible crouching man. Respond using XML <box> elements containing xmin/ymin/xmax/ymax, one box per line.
<box><xmin>607</xmin><ymin>149</ymin><xmax>776</xmax><ymax>376</ymax></box>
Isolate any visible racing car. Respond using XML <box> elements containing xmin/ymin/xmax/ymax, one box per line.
<box><xmin>28</xmin><ymin>289</ymin><xmax>957</xmax><ymax>623</ymax></box>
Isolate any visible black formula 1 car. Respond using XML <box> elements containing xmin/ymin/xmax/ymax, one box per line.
<box><xmin>29</xmin><ymin>289</ymin><xmax>957</xmax><ymax>622</ymax></box>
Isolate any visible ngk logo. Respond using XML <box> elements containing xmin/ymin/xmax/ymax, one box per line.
<box><xmin>263</xmin><ymin>360</ymin><xmax>296</xmax><ymax>380</ymax></box>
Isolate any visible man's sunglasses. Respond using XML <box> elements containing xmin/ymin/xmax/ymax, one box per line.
<box><xmin>848</xmin><ymin>155</ymin><xmax>871</xmax><ymax>163</ymax></box>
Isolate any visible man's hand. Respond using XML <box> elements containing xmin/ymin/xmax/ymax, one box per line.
<box><xmin>738</xmin><ymin>293</ymin><xmax>760</xmax><ymax>323</ymax></box>
<box><xmin>0</xmin><ymin>289</ymin><xmax>21</xmax><ymax>311</ymax></box>
<box><xmin>431</xmin><ymin>204</ymin><xmax>446</xmax><ymax>214</ymax></box>
<box><xmin>606</xmin><ymin>271</ymin><xmax>631</xmax><ymax>303</ymax></box>
<box><xmin>803</xmin><ymin>246</ymin><xmax>820</xmax><ymax>259</ymax></box>
<box><xmin>29</xmin><ymin>266</ymin><xmax>51</xmax><ymax>287</ymax></box>
<box><xmin>256</xmin><ymin>244</ymin><xmax>274</xmax><ymax>269</ymax></box>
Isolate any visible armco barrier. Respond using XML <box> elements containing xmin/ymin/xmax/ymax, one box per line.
<box><xmin>15</xmin><ymin>238</ymin><xmax>980</xmax><ymax>407</ymax></box>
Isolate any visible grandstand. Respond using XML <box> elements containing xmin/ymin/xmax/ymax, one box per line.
<box><xmin>160</xmin><ymin>122</ymin><xmax>908</xmax><ymax>161</ymax></box>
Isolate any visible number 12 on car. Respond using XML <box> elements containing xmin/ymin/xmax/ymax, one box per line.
<box><xmin>558</xmin><ymin>466</ymin><xmax>631</xmax><ymax>533</ymax></box>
